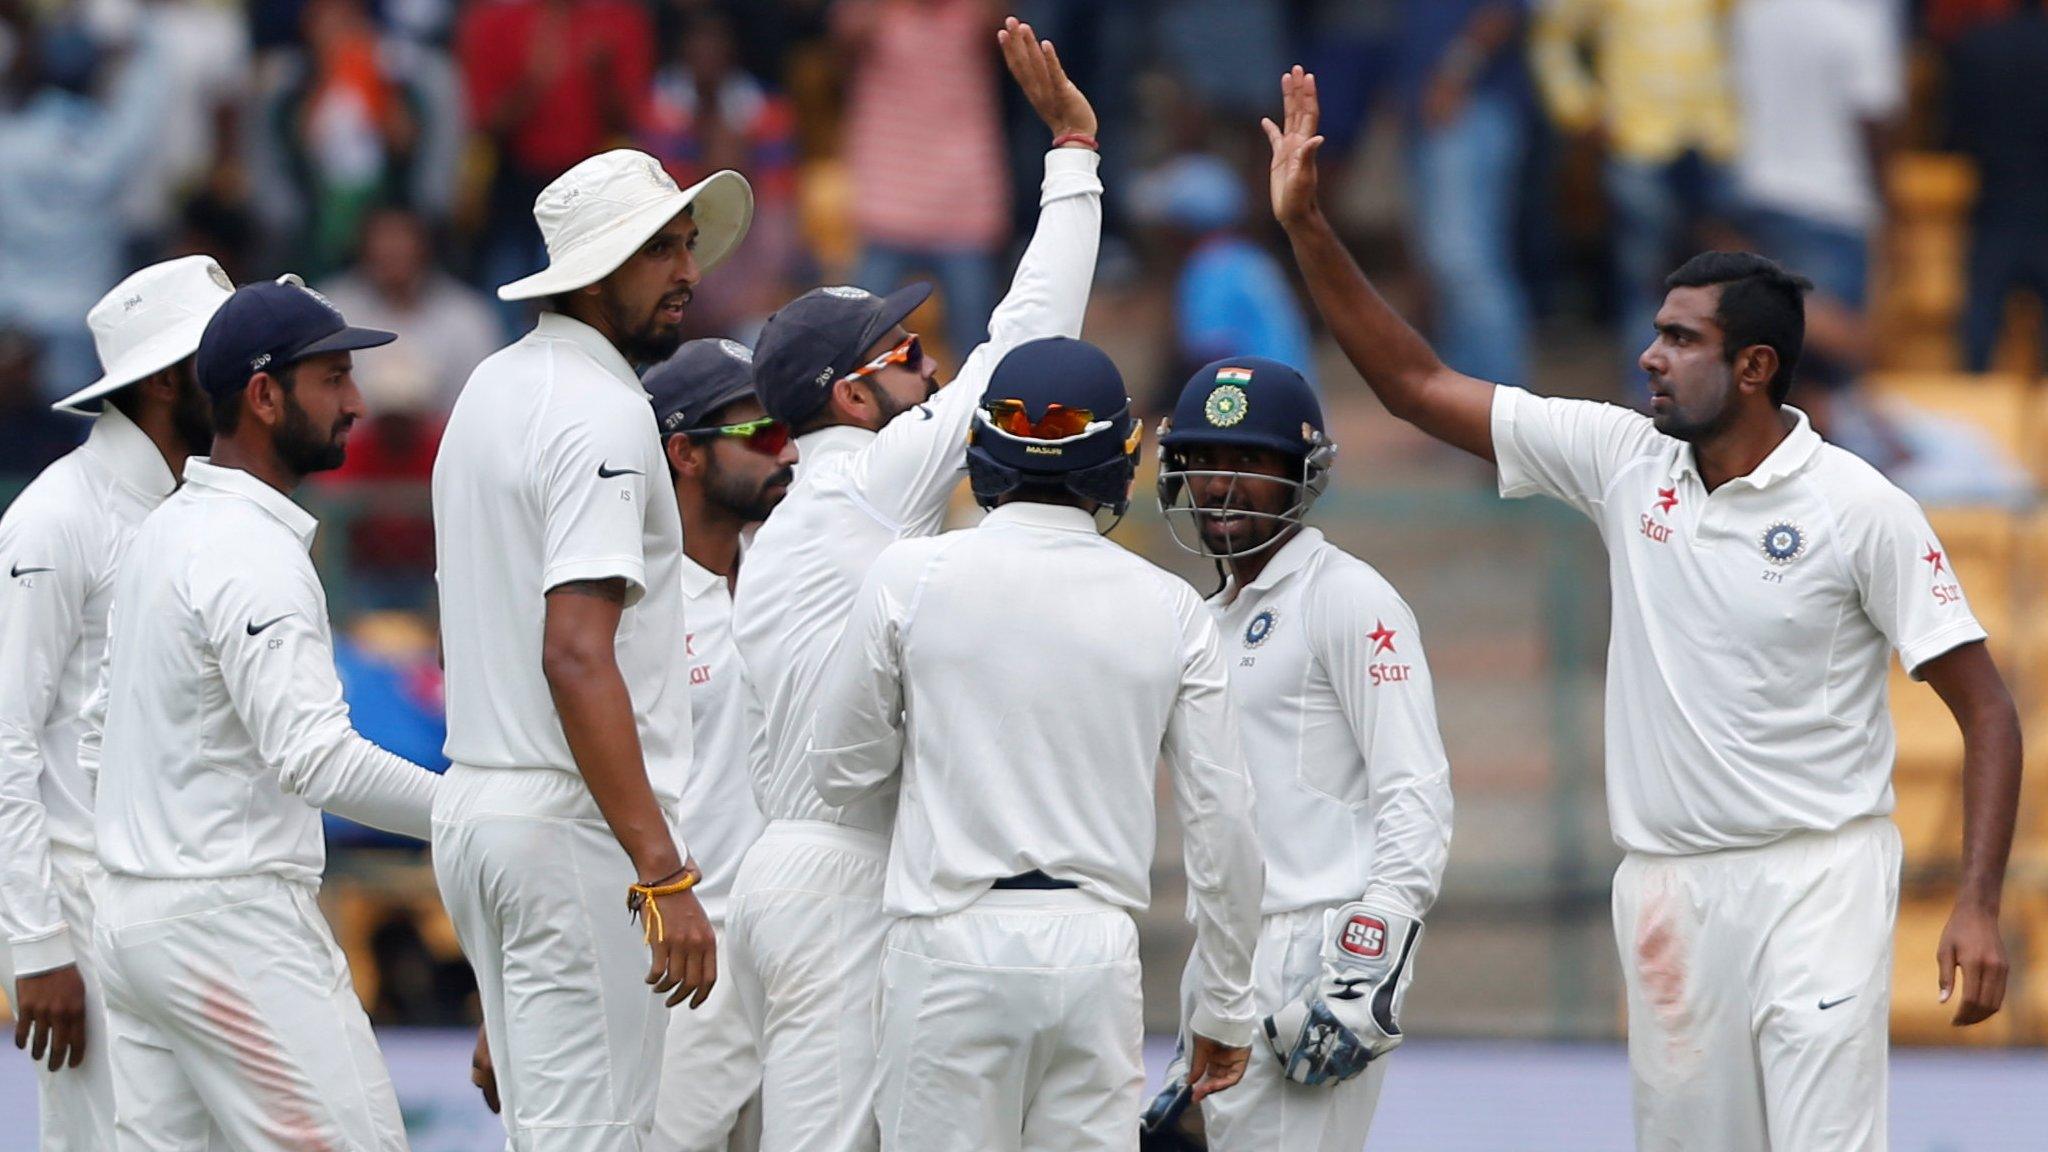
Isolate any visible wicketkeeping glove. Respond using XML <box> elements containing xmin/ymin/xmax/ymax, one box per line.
<box><xmin>1138</xmin><ymin>1038</ymin><xmax>1202</xmax><ymax>1152</ymax></box>
<box><xmin>1261</xmin><ymin>898</ymin><xmax>1423</xmax><ymax>1086</ymax></box>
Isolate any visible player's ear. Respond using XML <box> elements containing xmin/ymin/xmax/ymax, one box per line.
<box><xmin>827</xmin><ymin>375</ymin><xmax>872</xmax><ymax>425</ymax></box>
<box><xmin>1734</xmin><ymin>344</ymin><xmax>1778</xmax><ymax>398</ymax></box>
<box><xmin>664</xmin><ymin>432</ymin><xmax>704</xmax><ymax>479</ymax></box>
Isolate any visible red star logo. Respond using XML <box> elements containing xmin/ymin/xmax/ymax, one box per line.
<box><xmin>1654</xmin><ymin>487</ymin><xmax>1678</xmax><ymax>514</ymax></box>
<box><xmin>1367</xmin><ymin>620</ymin><xmax>1398</xmax><ymax>656</ymax></box>
<box><xmin>1922</xmin><ymin>544</ymin><xmax>1945</xmax><ymax>574</ymax></box>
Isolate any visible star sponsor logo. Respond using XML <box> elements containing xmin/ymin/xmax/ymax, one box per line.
<box><xmin>1654</xmin><ymin>486</ymin><xmax>1678</xmax><ymax>514</ymax></box>
<box><xmin>1366</xmin><ymin>620</ymin><xmax>1412</xmax><ymax>686</ymax></box>
<box><xmin>1923</xmin><ymin>542</ymin><xmax>1965</xmax><ymax>606</ymax></box>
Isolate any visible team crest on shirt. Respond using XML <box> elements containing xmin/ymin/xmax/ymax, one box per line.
<box><xmin>1759</xmin><ymin>521</ymin><xmax>1806</xmax><ymax>565</ymax></box>
<box><xmin>1244</xmin><ymin>609</ymin><xmax>1279</xmax><ymax>648</ymax></box>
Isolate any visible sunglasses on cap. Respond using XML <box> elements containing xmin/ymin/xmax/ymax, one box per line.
<box><xmin>982</xmin><ymin>398</ymin><xmax>1114</xmax><ymax>443</ymax></box>
<box><xmin>845</xmin><ymin>333</ymin><xmax>926</xmax><ymax>382</ymax></box>
<box><xmin>681</xmin><ymin>416</ymin><xmax>791</xmax><ymax>456</ymax></box>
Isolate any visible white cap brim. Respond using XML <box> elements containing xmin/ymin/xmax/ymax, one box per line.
<box><xmin>497</xmin><ymin>169</ymin><xmax>755</xmax><ymax>302</ymax></box>
<box><xmin>50</xmin><ymin>320</ymin><xmax>209</xmax><ymax>415</ymax></box>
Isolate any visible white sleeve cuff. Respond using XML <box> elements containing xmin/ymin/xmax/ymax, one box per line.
<box><xmin>1188</xmin><ymin>1004</ymin><xmax>1257</xmax><ymax>1051</ymax></box>
<box><xmin>10</xmin><ymin>924</ymin><xmax>76</xmax><ymax>977</ymax></box>
<box><xmin>1903</xmin><ymin>620</ymin><xmax>1990</xmax><ymax>681</ymax></box>
<box><xmin>1040</xmin><ymin>146</ymin><xmax>1103</xmax><ymax>203</ymax></box>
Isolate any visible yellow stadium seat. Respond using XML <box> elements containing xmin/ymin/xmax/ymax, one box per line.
<box><xmin>1866</xmin><ymin>374</ymin><xmax>2031</xmax><ymax>474</ymax></box>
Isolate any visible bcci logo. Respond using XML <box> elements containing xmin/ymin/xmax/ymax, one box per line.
<box><xmin>1205</xmin><ymin>384</ymin><xmax>1249</xmax><ymax>427</ymax></box>
<box><xmin>1760</xmin><ymin>521</ymin><xmax>1806</xmax><ymax>565</ymax></box>
<box><xmin>1340</xmin><ymin>913</ymin><xmax>1388</xmax><ymax>959</ymax></box>
<box><xmin>1244</xmin><ymin>609</ymin><xmax>1278</xmax><ymax>649</ymax></box>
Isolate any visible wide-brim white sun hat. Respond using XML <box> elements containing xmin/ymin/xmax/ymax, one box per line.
<box><xmin>497</xmin><ymin>151</ymin><xmax>755</xmax><ymax>302</ymax></box>
<box><xmin>54</xmin><ymin>254</ymin><xmax>237</xmax><ymax>414</ymax></box>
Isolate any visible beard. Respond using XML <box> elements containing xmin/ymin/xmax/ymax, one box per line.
<box><xmin>706</xmin><ymin>457</ymin><xmax>793</xmax><ymax>524</ymax></box>
<box><xmin>1650</xmin><ymin>376</ymin><xmax>1739</xmax><ymax>443</ymax></box>
<box><xmin>604</xmin><ymin>283</ymin><xmax>690</xmax><ymax>365</ymax></box>
<box><xmin>275</xmin><ymin>390</ymin><xmax>352</xmax><ymax>475</ymax></box>
<box><xmin>169</xmin><ymin>366</ymin><xmax>214</xmax><ymax>457</ymax></box>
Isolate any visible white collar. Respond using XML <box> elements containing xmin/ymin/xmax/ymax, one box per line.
<box><xmin>81</xmin><ymin>404</ymin><xmax>177</xmax><ymax>500</ymax></box>
<box><xmin>180</xmin><ymin>459</ymin><xmax>320</xmax><ymax>550</ymax></box>
<box><xmin>532</xmin><ymin>312</ymin><xmax>646</xmax><ymax>396</ymax></box>
<box><xmin>980</xmin><ymin>502</ymin><xmax>1099</xmax><ymax>534</ymax></box>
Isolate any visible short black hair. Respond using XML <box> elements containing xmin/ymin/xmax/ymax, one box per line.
<box><xmin>210</xmin><ymin>361</ymin><xmax>302</xmax><ymax>436</ymax></box>
<box><xmin>1664</xmin><ymin>252</ymin><xmax>1814</xmax><ymax>405</ymax></box>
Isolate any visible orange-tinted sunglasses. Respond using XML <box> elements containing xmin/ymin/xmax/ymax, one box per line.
<box><xmin>983</xmin><ymin>398</ymin><xmax>1102</xmax><ymax>441</ymax></box>
<box><xmin>846</xmin><ymin>333</ymin><xmax>925</xmax><ymax>381</ymax></box>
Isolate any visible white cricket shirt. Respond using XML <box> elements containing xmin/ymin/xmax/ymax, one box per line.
<box><xmin>732</xmin><ymin>146</ymin><xmax>1102</xmax><ymax>831</ymax></box>
<box><xmin>672</xmin><ymin>555</ymin><xmax>765</xmax><ymax>923</ymax></box>
<box><xmin>0</xmin><ymin>407</ymin><xmax>173</xmax><ymax>973</ymax></box>
<box><xmin>806</xmin><ymin>503</ymin><xmax>1264</xmax><ymax>1046</ymax></box>
<box><xmin>433</xmin><ymin>312</ymin><xmax>692</xmax><ymax>806</ymax></box>
<box><xmin>1493</xmin><ymin>388</ymin><xmax>1987</xmax><ymax>855</ymax></box>
<box><xmin>1208</xmin><ymin>528</ymin><xmax>1452</xmax><ymax>919</ymax></box>
<box><xmin>91</xmin><ymin>460</ymin><xmax>439</xmax><ymax>882</ymax></box>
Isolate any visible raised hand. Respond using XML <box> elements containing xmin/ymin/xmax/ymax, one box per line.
<box><xmin>1261</xmin><ymin>66</ymin><xmax>1326</xmax><ymax>228</ymax></box>
<box><xmin>998</xmin><ymin>16</ymin><xmax>1097</xmax><ymax>140</ymax></box>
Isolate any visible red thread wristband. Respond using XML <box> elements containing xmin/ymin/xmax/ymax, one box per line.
<box><xmin>1052</xmin><ymin>132</ymin><xmax>1099</xmax><ymax>151</ymax></box>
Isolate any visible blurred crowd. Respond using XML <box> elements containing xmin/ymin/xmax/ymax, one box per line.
<box><xmin>2</xmin><ymin>0</ymin><xmax>2044</xmax><ymax>493</ymax></box>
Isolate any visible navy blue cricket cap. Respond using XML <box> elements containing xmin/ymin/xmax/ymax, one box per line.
<box><xmin>751</xmin><ymin>282</ymin><xmax>932</xmax><ymax>426</ymax></box>
<box><xmin>195</xmin><ymin>276</ymin><xmax>396</xmax><ymax>397</ymax></box>
<box><xmin>645</xmin><ymin>338</ymin><xmax>759</xmax><ymax>437</ymax></box>
<box><xmin>1158</xmin><ymin>356</ymin><xmax>1326</xmax><ymax>457</ymax></box>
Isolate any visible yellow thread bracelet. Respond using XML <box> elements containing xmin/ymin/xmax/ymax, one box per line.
<box><xmin>627</xmin><ymin>872</ymin><xmax>699</xmax><ymax>945</ymax></box>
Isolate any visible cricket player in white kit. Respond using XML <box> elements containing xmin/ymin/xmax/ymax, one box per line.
<box><xmin>1264</xmin><ymin>68</ymin><xmax>2023</xmax><ymax>1151</ymax></box>
<box><xmin>87</xmin><ymin>277</ymin><xmax>443</xmax><ymax>1150</ymax></box>
<box><xmin>432</xmin><ymin>150</ymin><xmax>753</xmax><ymax>1152</ymax></box>
<box><xmin>807</xmin><ymin>336</ymin><xmax>1265</xmax><ymax>1152</ymax></box>
<box><xmin>644</xmin><ymin>338</ymin><xmax>794</xmax><ymax>1151</ymax></box>
<box><xmin>725</xmin><ymin>20</ymin><xmax>1101</xmax><ymax>1152</ymax></box>
<box><xmin>0</xmin><ymin>256</ymin><xmax>231</xmax><ymax>1150</ymax></box>
<box><xmin>1148</xmin><ymin>356</ymin><xmax>1453</xmax><ymax>1151</ymax></box>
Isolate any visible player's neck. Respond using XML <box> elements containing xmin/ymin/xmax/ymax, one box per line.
<box><xmin>126</xmin><ymin>400</ymin><xmax>200</xmax><ymax>483</ymax></box>
<box><xmin>1690</xmin><ymin>405</ymin><xmax>1796</xmax><ymax>493</ymax></box>
<box><xmin>209</xmin><ymin>435</ymin><xmax>302</xmax><ymax>497</ymax></box>
<box><xmin>678</xmin><ymin>489</ymin><xmax>745</xmax><ymax>587</ymax></box>
<box><xmin>1226</xmin><ymin>525</ymin><xmax>1302</xmax><ymax>591</ymax></box>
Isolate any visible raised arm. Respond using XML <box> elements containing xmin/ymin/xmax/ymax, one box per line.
<box><xmin>1265</xmin><ymin>67</ymin><xmax>1497</xmax><ymax>461</ymax></box>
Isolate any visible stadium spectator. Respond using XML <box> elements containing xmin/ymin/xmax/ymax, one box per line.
<box><xmin>637</xmin><ymin>6</ymin><xmax>803</xmax><ymax>335</ymax></box>
<box><xmin>1131</xmin><ymin>152</ymin><xmax>1314</xmax><ymax>411</ymax></box>
<box><xmin>837</xmin><ymin>0</ymin><xmax>1009</xmax><ymax>361</ymax></box>
<box><xmin>0</xmin><ymin>329</ymin><xmax>82</xmax><ymax>478</ymax></box>
<box><xmin>1946</xmin><ymin>0</ymin><xmax>2048</xmax><ymax>371</ymax></box>
<box><xmin>116</xmin><ymin>0</ymin><xmax>251</xmax><ymax>259</ymax></box>
<box><xmin>456</xmin><ymin>0</ymin><xmax>654</xmax><ymax>327</ymax></box>
<box><xmin>1533</xmin><ymin>0</ymin><xmax>1739</xmax><ymax>393</ymax></box>
<box><xmin>318</xmin><ymin>205</ymin><xmax>500</xmax><ymax>411</ymax></box>
<box><xmin>1397</xmin><ymin>0</ymin><xmax>1532</xmax><ymax>388</ymax></box>
<box><xmin>0</xmin><ymin>12</ymin><xmax>166</xmax><ymax>401</ymax></box>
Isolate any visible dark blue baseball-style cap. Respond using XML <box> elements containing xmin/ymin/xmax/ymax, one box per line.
<box><xmin>752</xmin><ymin>282</ymin><xmax>932</xmax><ymax>426</ymax></box>
<box><xmin>645</xmin><ymin>338</ymin><xmax>759</xmax><ymax>437</ymax></box>
<box><xmin>195</xmin><ymin>276</ymin><xmax>396</xmax><ymax>397</ymax></box>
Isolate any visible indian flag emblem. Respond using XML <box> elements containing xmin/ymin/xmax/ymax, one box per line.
<box><xmin>1215</xmin><ymin>366</ymin><xmax>1254</xmax><ymax>385</ymax></box>
<box><xmin>1204</xmin><ymin>384</ymin><xmax>1249</xmax><ymax>427</ymax></box>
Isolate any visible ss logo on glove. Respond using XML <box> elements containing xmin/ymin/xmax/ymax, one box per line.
<box><xmin>1340</xmin><ymin>914</ymin><xmax>1387</xmax><ymax>959</ymax></box>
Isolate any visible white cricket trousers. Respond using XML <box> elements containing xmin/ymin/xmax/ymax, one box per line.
<box><xmin>93</xmin><ymin>870</ymin><xmax>407</xmax><ymax>1151</ymax></box>
<box><xmin>1190</xmin><ymin>904</ymin><xmax>1390</xmax><ymax>1152</ymax></box>
<box><xmin>875</xmin><ymin>887</ymin><xmax>1144</xmax><ymax>1152</ymax></box>
<box><xmin>653</xmin><ymin>924</ymin><xmax>761</xmax><ymax>1152</ymax></box>
<box><xmin>1614</xmin><ymin>815</ymin><xmax>1901</xmax><ymax>1152</ymax></box>
<box><xmin>433</xmin><ymin>764</ymin><xmax>671</xmax><ymax>1152</ymax></box>
<box><xmin>722</xmin><ymin>819</ymin><xmax>887</xmax><ymax>1152</ymax></box>
<box><xmin>0</xmin><ymin>845</ymin><xmax>115</xmax><ymax>1151</ymax></box>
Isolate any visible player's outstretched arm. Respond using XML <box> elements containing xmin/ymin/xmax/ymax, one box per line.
<box><xmin>1919</xmin><ymin>641</ymin><xmax>2021</xmax><ymax>1026</ymax></box>
<box><xmin>1266</xmin><ymin>66</ymin><xmax>1497</xmax><ymax>462</ymax></box>
<box><xmin>544</xmin><ymin>581</ymin><xmax>716</xmax><ymax>1010</ymax></box>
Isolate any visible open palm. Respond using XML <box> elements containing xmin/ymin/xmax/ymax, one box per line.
<box><xmin>1261</xmin><ymin>66</ymin><xmax>1326</xmax><ymax>226</ymax></box>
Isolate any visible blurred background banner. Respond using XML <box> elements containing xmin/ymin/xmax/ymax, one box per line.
<box><xmin>4</xmin><ymin>0</ymin><xmax>2048</xmax><ymax>1146</ymax></box>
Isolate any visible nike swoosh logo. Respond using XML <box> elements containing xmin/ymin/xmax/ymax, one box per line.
<box><xmin>246</xmin><ymin>614</ymin><xmax>293</xmax><ymax>636</ymax></box>
<box><xmin>596</xmin><ymin>463</ymin><xmax>642</xmax><ymax>478</ymax></box>
<box><xmin>10</xmin><ymin>563</ymin><xmax>54</xmax><ymax>578</ymax></box>
<box><xmin>1818</xmin><ymin>995</ymin><xmax>1856</xmax><ymax>1011</ymax></box>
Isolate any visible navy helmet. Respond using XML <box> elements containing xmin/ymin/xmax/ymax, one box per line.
<box><xmin>1156</xmin><ymin>356</ymin><xmax>1335</xmax><ymax>558</ymax></box>
<box><xmin>965</xmin><ymin>336</ymin><xmax>1141</xmax><ymax>519</ymax></box>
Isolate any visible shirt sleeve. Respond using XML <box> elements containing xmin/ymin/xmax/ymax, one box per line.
<box><xmin>0</xmin><ymin>509</ymin><xmax>91</xmax><ymax>974</ymax></box>
<box><xmin>537</xmin><ymin>396</ymin><xmax>661</xmax><ymax>603</ymax></box>
<box><xmin>1161</xmin><ymin>587</ymin><xmax>1264</xmax><ymax>1049</ymax></box>
<box><xmin>205</xmin><ymin>552</ymin><xmax>438</xmax><ymax>839</ymax></box>
<box><xmin>1847</xmin><ymin>489</ymin><xmax>1988</xmax><ymax>679</ymax></box>
<box><xmin>854</xmin><ymin>148</ymin><xmax>1103</xmax><ymax>530</ymax></box>
<box><xmin>1492</xmin><ymin>384</ymin><xmax>1664</xmax><ymax>519</ymax></box>
<box><xmin>1307</xmin><ymin>570</ymin><xmax>1454</xmax><ymax>920</ymax></box>
<box><xmin>805</xmin><ymin>542</ymin><xmax>919</xmax><ymax>808</ymax></box>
